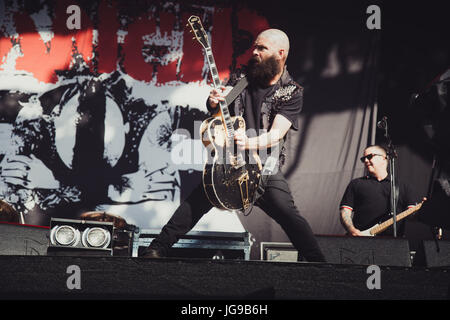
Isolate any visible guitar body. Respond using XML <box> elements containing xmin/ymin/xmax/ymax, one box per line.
<box><xmin>359</xmin><ymin>227</ymin><xmax>376</xmax><ymax>237</ymax></box>
<box><xmin>201</xmin><ymin>115</ymin><xmax>262</xmax><ymax>211</ymax></box>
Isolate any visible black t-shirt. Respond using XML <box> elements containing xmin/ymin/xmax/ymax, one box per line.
<box><xmin>205</xmin><ymin>70</ymin><xmax>304</xmax><ymax>159</ymax></box>
<box><xmin>340</xmin><ymin>175</ymin><xmax>419</xmax><ymax>235</ymax></box>
<box><xmin>250</xmin><ymin>84</ymin><xmax>274</xmax><ymax>131</ymax></box>
<box><xmin>243</xmin><ymin>83</ymin><xmax>303</xmax><ymax>134</ymax></box>
<box><xmin>206</xmin><ymin>69</ymin><xmax>303</xmax><ymax>135</ymax></box>
<box><xmin>269</xmin><ymin>91</ymin><xmax>303</xmax><ymax>132</ymax></box>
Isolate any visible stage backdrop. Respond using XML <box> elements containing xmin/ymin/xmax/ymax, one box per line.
<box><xmin>0</xmin><ymin>1</ymin><xmax>380</xmax><ymax>258</ymax></box>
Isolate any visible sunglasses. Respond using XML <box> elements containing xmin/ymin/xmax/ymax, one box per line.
<box><xmin>360</xmin><ymin>153</ymin><xmax>386</xmax><ymax>163</ymax></box>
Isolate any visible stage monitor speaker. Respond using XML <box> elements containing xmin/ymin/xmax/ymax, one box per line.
<box><xmin>262</xmin><ymin>235</ymin><xmax>412</xmax><ymax>267</ymax></box>
<box><xmin>0</xmin><ymin>222</ymin><xmax>49</xmax><ymax>256</ymax></box>
<box><xmin>316</xmin><ymin>235</ymin><xmax>412</xmax><ymax>267</ymax></box>
<box><xmin>420</xmin><ymin>240</ymin><xmax>450</xmax><ymax>267</ymax></box>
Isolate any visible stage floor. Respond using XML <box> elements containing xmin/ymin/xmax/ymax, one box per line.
<box><xmin>0</xmin><ymin>255</ymin><xmax>449</xmax><ymax>300</ymax></box>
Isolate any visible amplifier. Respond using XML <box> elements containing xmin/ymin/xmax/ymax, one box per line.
<box><xmin>133</xmin><ymin>229</ymin><xmax>251</xmax><ymax>260</ymax></box>
<box><xmin>261</xmin><ymin>242</ymin><xmax>298</xmax><ymax>262</ymax></box>
<box><xmin>262</xmin><ymin>235</ymin><xmax>412</xmax><ymax>267</ymax></box>
<box><xmin>0</xmin><ymin>222</ymin><xmax>49</xmax><ymax>256</ymax></box>
<box><xmin>419</xmin><ymin>240</ymin><xmax>450</xmax><ymax>267</ymax></box>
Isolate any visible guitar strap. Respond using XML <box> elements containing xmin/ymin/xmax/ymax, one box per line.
<box><xmin>225</xmin><ymin>76</ymin><xmax>248</xmax><ymax>105</ymax></box>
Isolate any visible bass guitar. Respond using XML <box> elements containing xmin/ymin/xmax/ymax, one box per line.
<box><xmin>359</xmin><ymin>201</ymin><xmax>424</xmax><ymax>236</ymax></box>
<box><xmin>187</xmin><ymin>15</ymin><xmax>262</xmax><ymax>211</ymax></box>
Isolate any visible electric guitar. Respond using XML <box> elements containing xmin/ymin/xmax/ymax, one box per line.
<box><xmin>359</xmin><ymin>201</ymin><xmax>424</xmax><ymax>236</ymax></box>
<box><xmin>187</xmin><ymin>16</ymin><xmax>262</xmax><ymax>211</ymax></box>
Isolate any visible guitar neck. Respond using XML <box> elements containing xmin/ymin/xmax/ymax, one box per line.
<box><xmin>371</xmin><ymin>202</ymin><xmax>423</xmax><ymax>235</ymax></box>
<box><xmin>204</xmin><ymin>47</ymin><xmax>234</xmax><ymax>138</ymax></box>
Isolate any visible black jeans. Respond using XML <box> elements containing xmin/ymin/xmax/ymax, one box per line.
<box><xmin>149</xmin><ymin>172</ymin><xmax>326</xmax><ymax>263</ymax></box>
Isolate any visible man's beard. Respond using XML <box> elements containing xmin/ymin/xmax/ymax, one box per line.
<box><xmin>247</xmin><ymin>55</ymin><xmax>281</xmax><ymax>87</ymax></box>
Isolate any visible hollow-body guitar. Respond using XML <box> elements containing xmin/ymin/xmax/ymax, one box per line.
<box><xmin>187</xmin><ymin>16</ymin><xmax>262</xmax><ymax>211</ymax></box>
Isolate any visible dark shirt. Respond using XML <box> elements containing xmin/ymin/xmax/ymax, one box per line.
<box><xmin>340</xmin><ymin>175</ymin><xmax>419</xmax><ymax>236</ymax></box>
<box><xmin>250</xmin><ymin>84</ymin><xmax>274</xmax><ymax>131</ymax></box>
<box><xmin>207</xmin><ymin>67</ymin><xmax>303</xmax><ymax>135</ymax></box>
<box><xmin>206</xmin><ymin>68</ymin><xmax>303</xmax><ymax>168</ymax></box>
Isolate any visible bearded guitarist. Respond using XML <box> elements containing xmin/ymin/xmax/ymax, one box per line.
<box><xmin>340</xmin><ymin>145</ymin><xmax>425</xmax><ymax>237</ymax></box>
<box><xmin>142</xmin><ymin>26</ymin><xmax>326</xmax><ymax>263</ymax></box>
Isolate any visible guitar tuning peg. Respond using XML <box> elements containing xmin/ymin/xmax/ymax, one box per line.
<box><xmin>192</xmin><ymin>37</ymin><xmax>196</xmax><ymax>40</ymax></box>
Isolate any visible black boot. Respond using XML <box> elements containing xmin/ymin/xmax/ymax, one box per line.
<box><xmin>141</xmin><ymin>246</ymin><xmax>166</xmax><ymax>258</ymax></box>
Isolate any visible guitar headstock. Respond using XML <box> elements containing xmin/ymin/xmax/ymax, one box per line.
<box><xmin>187</xmin><ymin>15</ymin><xmax>210</xmax><ymax>49</ymax></box>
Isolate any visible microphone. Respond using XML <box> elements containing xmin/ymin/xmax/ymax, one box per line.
<box><xmin>409</xmin><ymin>93</ymin><xmax>420</xmax><ymax>106</ymax></box>
<box><xmin>377</xmin><ymin>116</ymin><xmax>387</xmax><ymax>129</ymax></box>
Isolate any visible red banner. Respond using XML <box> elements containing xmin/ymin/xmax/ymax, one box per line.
<box><xmin>0</xmin><ymin>0</ymin><xmax>269</xmax><ymax>228</ymax></box>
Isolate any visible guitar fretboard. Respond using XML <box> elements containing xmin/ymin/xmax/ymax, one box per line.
<box><xmin>205</xmin><ymin>47</ymin><xmax>234</xmax><ymax>139</ymax></box>
<box><xmin>370</xmin><ymin>202</ymin><xmax>423</xmax><ymax>235</ymax></box>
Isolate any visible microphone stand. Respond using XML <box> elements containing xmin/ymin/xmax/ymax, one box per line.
<box><xmin>381</xmin><ymin>119</ymin><xmax>399</xmax><ymax>237</ymax></box>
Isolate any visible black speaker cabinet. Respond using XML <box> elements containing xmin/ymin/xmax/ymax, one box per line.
<box><xmin>0</xmin><ymin>222</ymin><xmax>49</xmax><ymax>256</ymax></box>
<box><xmin>420</xmin><ymin>240</ymin><xmax>450</xmax><ymax>267</ymax></box>
<box><xmin>316</xmin><ymin>235</ymin><xmax>411</xmax><ymax>267</ymax></box>
<box><xmin>262</xmin><ymin>235</ymin><xmax>412</xmax><ymax>267</ymax></box>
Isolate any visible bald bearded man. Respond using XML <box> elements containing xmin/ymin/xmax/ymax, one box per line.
<box><xmin>142</xmin><ymin>29</ymin><xmax>326</xmax><ymax>263</ymax></box>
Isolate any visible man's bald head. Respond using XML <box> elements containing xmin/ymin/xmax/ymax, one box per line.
<box><xmin>256</xmin><ymin>29</ymin><xmax>290</xmax><ymax>61</ymax></box>
<box><xmin>248</xmin><ymin>28</ymin><xmax>290</xmax><ymax>86</ymax></box>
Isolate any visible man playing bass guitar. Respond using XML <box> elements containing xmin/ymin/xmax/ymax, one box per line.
<box><xmin>340</xmin><ymin>145</ymin><xmax>424</xmax><ymax>237</ymax></box>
